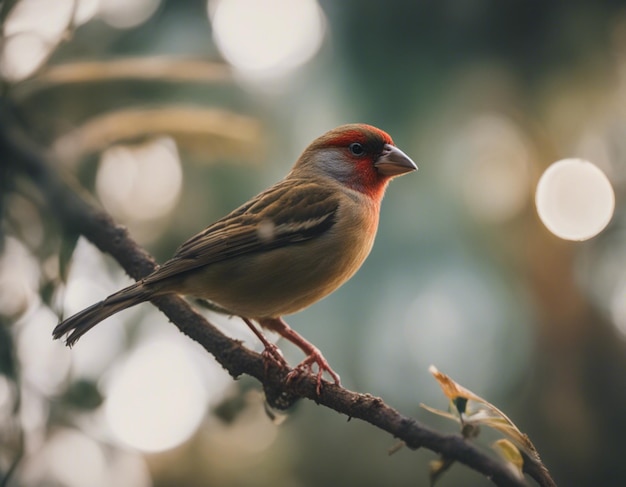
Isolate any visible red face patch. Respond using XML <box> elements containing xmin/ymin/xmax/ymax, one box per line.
<box><xmin>316</xmin><ymin>124</ymin><xmax>394</xmax><ymax>199</ymax></box>
<box><xmin>322</xmin><ymin>124</ymin><xmax>394</xmax><ymax>149</ymax></box>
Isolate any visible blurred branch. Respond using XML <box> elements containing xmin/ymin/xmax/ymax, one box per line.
<box><xmin>14</xmin><ymin>58</ymin><xmax>232</xmax><ymax>99</ymax></box>
<box><xmin>52</xmin><ymin>106</ymin><xmax>263</xmax><ymax>166</ymax></box>
<box><xmin>0</xmin><ymin>118</ymin><xmax>555</xmax><ymax>487</ymax></box>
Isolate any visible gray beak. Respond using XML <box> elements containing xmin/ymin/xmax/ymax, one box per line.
<box><xmin>375</xmin><ymin>144</ymin><xmax>418</xmax><ymax>177</ymax></box>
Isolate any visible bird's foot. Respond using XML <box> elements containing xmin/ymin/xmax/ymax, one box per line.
<box><xmin>256</xmin><ymin>317</ymin><xmax>341</xmax><ymax>395</ymax></box>
<box><xmin>261</xmin><ymin>342</ymin><xmax>290</xmax><ymax>374</ymax></box>
<box><xmin>286</xmin><ymin>346</ymin><xmax>341</xmax><ymax>395</ymax></box>
<box><xmin>241</xmin><ymin>316</ymin><xmax>290</xmax><ymax>374</ymax></box>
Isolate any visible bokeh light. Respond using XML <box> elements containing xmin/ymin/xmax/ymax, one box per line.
<box><xmin>17</xmin><ymin>305</ymin><xmax>71</xmax><ymax>396</ymax></box>
<box><xmin>0</xmin><ymin>237</ymin><xmax>39</xmax><ymax>317</ymax></box>
<box><xmin>209</xmin><ymin>0</ymin><xmax>325</xmax><ymax>79</ymax></box>
<box><xmin>0</xmin><ymin>0</ymin><xmax>99</xmax><ymax>81</ymax></box>
<box><xmin>62</xmin><ymin>239</ymin><xmax>131</xmax><ymax>378</ymax></box>
<box><xmin>74</xmin><ymin>0</ymin><xmax>101</xmax><ymax>25</ymax></box>
<box><xmin>19</xmin><ymin>387</ymin><xmax>48</xmax><ymax>437</ymax></box>
<box><xmin>64</xmin><ymin>275</ymin><xmax>127</xmax><ymax>378</ymax></box>
<box><xmin>104</xmin><ymin>338</ymin><xmax>209</xmax><ymax>453</ymax></box>
<box><xmin>536</xmin><ymin>158</ymin><xmax>615</xmax><ymax>241</ymax></box>
<box><xmin>46</xmin><ymin>429</ymin><xmax>107</xmax><ymax>487</ymax></box>
<box><xmin>0</xmin><ymin>33</ymin><xmax>50</xmax><ymax>82</ymax></box>
<box><xmin>98</xmin><ymin>0</ymin><xmax>161</xmax><ymax>29</ymax></box>
<box><xmin>21</xmin><ymin>428</ymin><xmax>152</xmax><ymax>487</ymax></box>
<box><xmin>96</xmin><ymin>137</ymin><xmax>183</xmax><ymax>225</ymax></box>
<box><xmin>455</xmin><ymin>114</ymin><xmax>532</xmax><ymax>223</ymax></box>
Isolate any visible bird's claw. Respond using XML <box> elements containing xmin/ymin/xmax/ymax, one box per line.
<box><xmin>286</xmin><ymin>349</ymin><xmax>341</xmax><ymax>395</ymax></box>
<box><xmin>261</xmin><ymin>343</ymin><xmax>289</xmax><ymax>374</ymax></box>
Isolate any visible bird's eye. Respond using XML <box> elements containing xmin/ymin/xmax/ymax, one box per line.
<box><xmin>349</xmin><ymin>142</ymin><xmax>365</xmax><ymax>157</ymax></box>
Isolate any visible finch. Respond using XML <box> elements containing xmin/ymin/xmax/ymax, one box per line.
<box><xmin>54</xmin><ymin>124</ymin><xmax>417</xmax><ymax>392</ymax></box>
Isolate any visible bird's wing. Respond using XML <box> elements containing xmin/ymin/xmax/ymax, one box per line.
<box><xmin>144</xmin><ymin>179</ymin><xmax>339</xmax><ymax>284</ymax></box>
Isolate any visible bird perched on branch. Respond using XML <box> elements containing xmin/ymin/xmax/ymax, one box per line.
<box><xmin>54</xmin><ymin>123</ymin><xmax>417</xmax><ymax>393</ymax></box>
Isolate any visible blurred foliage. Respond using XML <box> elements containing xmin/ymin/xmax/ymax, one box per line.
<box><xmin>1</xmin><ymin>0</ymin><xmax>626</xmax><ymax>486</ymax></box>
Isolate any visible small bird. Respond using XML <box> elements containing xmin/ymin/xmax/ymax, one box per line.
<box><xmin>54</xmin><ymin>124</ymin><xmax>417</xmax><ymax>393</ymax></box>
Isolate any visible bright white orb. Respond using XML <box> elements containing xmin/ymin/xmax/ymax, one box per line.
<box><xmin>98</xmin><ymin>0</ymin><xmax>160</xmax><ymax>29</ymax></box>
<box><xmin>104</xmin><ymin>339</ymin><xmax>207</xmax><ymax>452</ymax></box>
<box><xmin>535</xmin><ymin>158</ymin><xmax>615</xmax><ymax>241</ymax></box>
<box><xmin>209</xmin><ymin>0</ymin><xmax>325</xmax><ymax>78</ymax></box>
<box><xmin>46</xmin><ymin>430</ymin><xmax>107</xmax><ymax>487</ymax></box>
<box><xmin>458</xmin><ymin>114</ymin><xmax>531</xmax><ymax>223</ymax></box>
<box><xmin>96</xmin><ymin>137</ymin><xmax>182</xmax><ymax>223</ymax></box>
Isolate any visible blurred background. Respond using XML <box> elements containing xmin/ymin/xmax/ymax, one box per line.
<box><xmin>1</xmin><ymin>0</ymin><xmax>625</xmax><ymax>485</ymax></box>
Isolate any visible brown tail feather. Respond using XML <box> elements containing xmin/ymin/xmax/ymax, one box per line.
<box><xmin>53</xmin><ymin>282</ymin><xmax>152</xmax><ymax>346</ymax></box>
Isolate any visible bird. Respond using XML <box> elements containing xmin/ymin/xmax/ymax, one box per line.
<box><xmin>53</xmin><ymin>123</ymin><xmax>417</xmax><ymax>393</ymax></box>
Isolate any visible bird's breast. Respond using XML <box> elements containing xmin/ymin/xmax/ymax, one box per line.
<box><xmin>182</xmin><ymin>195</ymin><xmax>379</xmax><ymax>318</ymax></box>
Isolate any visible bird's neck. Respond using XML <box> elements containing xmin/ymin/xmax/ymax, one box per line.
<box><xmin>343</xmin><ymin>167</ymin><xmax>390</xmax><ymax>202</ymax></box>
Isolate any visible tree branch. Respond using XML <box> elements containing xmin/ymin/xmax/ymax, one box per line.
<box><xmin>0</xmin><ymin>121</ymin><xmax>556</xmax><ymax>487</ymax></box>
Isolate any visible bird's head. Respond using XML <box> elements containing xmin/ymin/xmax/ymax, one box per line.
<box><xmin>293</xmin><ymin>124</ymin><xmax>417</xmax><ymax>199</ymax></box>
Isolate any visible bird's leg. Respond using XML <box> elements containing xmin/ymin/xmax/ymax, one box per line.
<box><xmin>258</xmin><ymin>317</ymin><xmax>341</xmax><ymax>394</ymax></box>
<box><xmin>241</xmin><ymin>317</ymin><xmax>289</xmax><ymax>372</ymax></box>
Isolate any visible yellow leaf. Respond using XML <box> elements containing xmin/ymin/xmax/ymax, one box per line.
<box><xmin>428</xmin><ymin>365</ymin><xmax>484</xmax><ymax>402</ymax></box>
<box><xmin>429</xmin><ymin>456</ymin><xmax>454</xmax><ymax>486</ymax></box>
<box><xmin>419</xmin><ymin>403</ymin><xmax>461</xmax><ymax>423</ymax></box>
<box><xmin>493</xmin><ymin>439</ymin><xmax>524</xmax><ymax>480</ymax></box>
<box><xmin>427</xmin><ymin>365</ymin><xmax>540</xmax><ymax>460</ymax></box>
